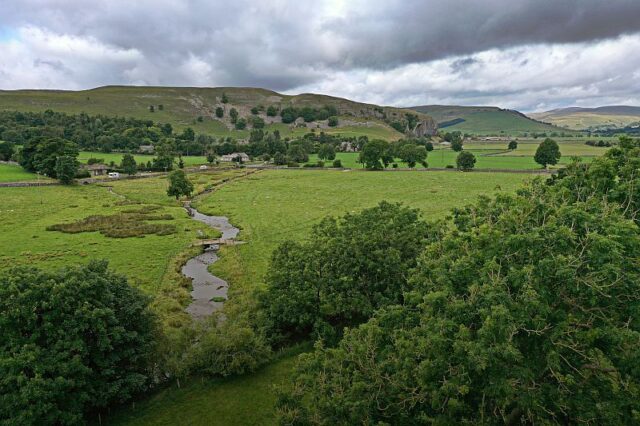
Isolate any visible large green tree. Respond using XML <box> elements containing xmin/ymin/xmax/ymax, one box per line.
<box><xmin>456</xmin><ymin>150</ymin><xmax>476</xmax><ymax>171</ymax></box>
<box><xmin>398</xmin><ymin>143</ymin><xmax>427</xmax><ymax>168</ymax></box>
<box><xmin>359</xmin><ymin>139</ymin><xmax>392</xmax><ymax>170</ymax></box>
<box><xmin>20</xmin><ymin>137</ymin><xmax>79</xmax><ymax>177</ymax></box>
<box><xmin>261</xmin><ymin>202</ymin><xmax>429</xmax><ymax>344</ymax></box>
<box><xmin>167</xmin><ymin>169</ymin><xmax>194</xmax><ymax>199</ymax></box>
<box><xmin>54</xmin><ymin>155</ymin><xmax>79</xmax><ymax>184</ymax></box>
<box><xmin>0</xmin><ymin>261</ymin><xmax>157</xmax><ymax>424</ymax></box>
<box><xmin>120</xmin><ymin>153</ymin><xmax>137</xmax><ymax>175</ymax></box>
<box><xmin>278</xmin><ymin>153</ymin><xmax>640</xmax><ymax>424</ymax></box>
<box><xmin>534</xmin><ymin>137</ymin><xmax>561</xmax><ymax>168</ymax></box>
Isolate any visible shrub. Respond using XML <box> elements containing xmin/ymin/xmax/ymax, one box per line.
<box><xmin>286</xmin><ymin>161</ymin><xmax>300</xmax><ymax>168</ymax></box>
<box><xmin>332</xmin><ymin>159</ymin><xmax>342</xmax><ymax>168</ymax></box>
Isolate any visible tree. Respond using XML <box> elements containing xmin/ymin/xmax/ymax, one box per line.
<box><xmin>0</xmin><ymin>261</ymin><xmax>156</xmax><ymax>424</ymax></box>
<box><xmin>317</xmin><ymin>144</ymin><xmax>336</xmax><ymax>161</ymax></box>
<box><xmin>280</xmin><ymin>170</ymin><xmax>640</xmax><ymax>424</ymax></box>
<box><xmin>451</xmin><ymin>138</ymin><xmax>464</xmax><ymax>152</ymax></box>
<box><xmin>359</xmin><ymin>139</ymin><xmax>390</xmax><ymax>170</ymax></box>
<box><xmin>120</xmin><ymin>153</ymin><xmax>137</xmax><ymax>175</ymax></box>
<box><xmin>215</xmin><ymin>107</ymin><xmax>224</xmax><ymax>118</ymax></box>
<box><xmin>425</xmin><ymin>141</ymin><xmax>434</xmax><ymax>152</ymax></box>
<box><xmin>206</xmin><ymin>151</ymin><xmax>216</xmax><ymax>164</ymax></box>
<box><xmin>535</xmin><ymin>138</ymin><xmax>561</xmax><ymax>168</ymax></box>
<box><xmin>251</xmin><ymin>116</ymin><xmax>265</xmax><ymax>129</ymax></box>
<box><xmin>54</xmin><ymin>155</ymin><xmax>78</xmax><ymax>184</ymax></box>
<box><xmin>327</xmin><ymin>116</ymin><xmax>339</xmax><ymax>127</ymax></box>
<box><xmin>149</xmin><ymin>105</ymin><xmax>155</xmax><ymax>112</ymax></box>
<box><xmin>235</xmin><ymin>117</ymin><xmax>247</xmax><ymax>130</ymax></box>
<box><xmin>399</xmin><ymin>144</ymin><xmax>427</xmax><ymax>168</ymax></box>
<box><xmin>229</xmin><ymin>108</ymin><xmax>239</xmax><ymax>124</ymax></box>
<box><xmin>21</xmin><ymin>137</ymin><xmax>79</xmax><ymax>177</ymax></box>
<box><xmin>153</xmin><ymin>139</ymin><xmax>176</xmax><ymax>171</ymax></box>
<box><xmin>251</xmin><ymin>106</ymin><xmax>259</xmax><ymax>115</ymax></box>
<box><xmin>287</xmin><ymin>144</ymin><xmax>309</xmax><ymax>163</ymax></box>
<box><xmin>178</xmin><ymin>155</ymin><xmax>185</xmax><ymax>169</ymax></box>
<box><xmin>0</xmin><ymin>141</ymin><xmax>14</xmax><ymax>161</ymax></box>
<box><xmin>166</xmin><ymin>169</ymin><xmax>194</xmax><ymax>199</ymax></box>
<box><xmin>266</xmin><ymin>105</ymin><xmax>278</xmax><ymax>117</ymax></box>
<box><xmin>508</xmin><ymin>140</ymin><xmax>518</xmax><ymax>150</ymax></box>
<box><xmin>261</xmin><ymin>202</ymin><xmax>429</xmax><ymax>344</ymax></box>
<box><xmin>456</xmin><ymin>150</ymin><xmax>476</xmax><ymax>171</ymax></box>
<box><xmin>273</xmin><ymin>152</ymin><xmax>286</xmax><ymax>165</ymax></box>
<box><xmin>221</xmin><ymin>92</ymin><xmax>229</xmax><ymax>104</ymax></box>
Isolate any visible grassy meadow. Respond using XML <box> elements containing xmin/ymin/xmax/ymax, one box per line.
<box><xmin>0</xmin><ymin>163</ymin><xmax>49</xmax><ymax>182</ymax></box>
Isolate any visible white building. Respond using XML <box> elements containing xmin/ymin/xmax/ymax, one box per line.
<box><xmin>220</xmin><ymin>152</ymin><xmax>250</xmax><ymax>162</ymax></box>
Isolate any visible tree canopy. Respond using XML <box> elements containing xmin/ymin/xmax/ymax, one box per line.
<box><xmin>0</xmin><ymin>261</ymin><xmax>157</xmax><ymax>424</ymax></box>
<box><xmin>277</xmin><ymin>138</ymin><xmax>640</xmax><ymax>425</ymax></box>
<box><xmin>456</xmin><ymin>150</ymin><xmax>476</xmax><ymax>171</ymax></box>
<box><xmin>534</xmin><ymin>137</ymin><xmax>561</xmax><ymax>167</ymax></box>
<box><xmin>167</xmin><ymin>169</ymin><xmax>194</xmax><ymax>199</ymax></box>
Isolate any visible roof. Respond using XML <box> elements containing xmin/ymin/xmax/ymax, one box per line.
<box><xmin>85</xmin><ymin>164</ymin><xmax>108</xmax><ymax>170</ymax></box>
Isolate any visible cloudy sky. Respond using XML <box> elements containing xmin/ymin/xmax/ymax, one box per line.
<box><xmin>1</xmin><ymin>0</ymin><xmax>640</xmax><ymax>112</ymax></box>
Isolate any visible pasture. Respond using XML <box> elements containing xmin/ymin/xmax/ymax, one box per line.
<box><xmin>0</xmin><ymin>163</ymin><xmax>48</xmax><ymax>182</ymax></box>
<box><xmin>78</xmin><ymin>151</ymin><xmax>209</xmax><ymax>167</ymax></box>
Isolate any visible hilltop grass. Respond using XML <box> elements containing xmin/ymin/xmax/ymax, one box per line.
<box><xmin>0</xmin><ymin>163</ymin><xmax>49</xmax><ymax>182</ymax></box>
<box><xmin>0</xmin><ymin>86</ymin><xmax>408</xmax><ymax>140</ymax></box>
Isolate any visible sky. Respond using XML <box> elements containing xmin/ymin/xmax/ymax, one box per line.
<box><xmin>1</xmin><ymin>0</ymin><xmax>640</xmax><ymax>112</ymax></box>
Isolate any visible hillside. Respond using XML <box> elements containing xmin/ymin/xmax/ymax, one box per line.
<box><xmin>530</xmin><ymin>106</ymin><xmax>640</xmax><ymax>130</ymax></box>
<box><xmin>0</xmin><ymin>86</ymin><xmax>435</xmax><ymax>141</ymax></box>
<box><xmin>409</xmin><ymin>105</ymin><xmax>571</xmax><ymax>135</ymax></box>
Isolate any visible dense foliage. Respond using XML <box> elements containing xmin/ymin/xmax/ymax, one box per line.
<box><xmin>261</xmin><ymin>202</ymin><xmax>430</xmax><ymax>344</ymax></box>
<box><xmin>276</xmin><ymin>138</ymin><xmax>640</xmax><ymax>424</ymax></box>
<box><xmin>456</xmin><ymin>150</ymin><xmax>476</xmax><ymax>171</ymax></box>
<box><xmin>167</xmin><ymin>169</ymin><xmax>194</xmax><ymax>199</ymax></box>
<box><xmin>0</xmin><ymin>261</ymin><xmax>157</xmax><ymax>424</ymax></box>
<box><xmin>534</xmin><ymin>137</ymin><xmax>561</xmax><ymax>167</ymax></box>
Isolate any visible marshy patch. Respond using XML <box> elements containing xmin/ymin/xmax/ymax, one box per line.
<box><xmin>46</xmin><ymin>205</ymin><xmax>176</xmax><ymax>238</ymax></box>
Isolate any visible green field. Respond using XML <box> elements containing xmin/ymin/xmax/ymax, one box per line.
<box><xmin>0</xmin><ymin>163</ymin><xmax>48</xmax><ymax>182</ymax></box>
<box><xmin>193</xmin><ymin>169</ymin><xmax>534</xmax><ymax>294</ymax></box>
<box><xmin>307</xmin><ymin>140</ymin><xmax>602</xmax><ymax>170</ymax></box>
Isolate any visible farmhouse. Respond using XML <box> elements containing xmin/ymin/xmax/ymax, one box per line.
<box><xmin>220</xmin><ymin>152</ymin><xmax>250</xmax><ymax>162</ymax></box>
<box><xmin>139</xmin><ymin>145</ymin><xmax>155</xmax><ymax>154</ymax></box>
<box><xmin>84</xmin><ymin>163</ymin><xmax>108</xmax><ymax>176</ymax></box>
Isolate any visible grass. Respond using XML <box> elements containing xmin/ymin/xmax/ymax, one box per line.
<box><xmin>0</xmin><ymin>168</ymin><xmax>245</xmax><ymax>293</ymax></box>
<box><xmin>193</xmin><ymin>169</ymin><xmax>535</xmax><ymax>294</ymax></box>
<box><xmin>0</xmin><ymin>163</ymin><xmax>49</xmax><ymax>182</ymax></box>
<box><xmin>107</xmin><ymin>348</ymin><xmax>304</xmax><ymax>426</ymax></box>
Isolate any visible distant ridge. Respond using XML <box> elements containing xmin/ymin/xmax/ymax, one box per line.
<box><xmin>408</xmin><ymin>105</ymin><xmax>571</xmax><ymax>135</ymax></box>
<box><xmin>530</xmin><ymin>105</ymin><xmax>640</xmax><ymax>130</ymax></box>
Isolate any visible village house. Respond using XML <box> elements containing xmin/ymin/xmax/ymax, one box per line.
<box><xmin>84</xmin><ymin>163</ymin><xmax>108</xmax><ymax>176</ymax></box>
<box><xmin>138</xmin><ymin>145</ymin><xmax>155</xmax><ymax>154</ymax></box>
<box><xmin>220</xmin><ymin>152</ymin><xmax>250</xmax><ymax>163</ymax></box>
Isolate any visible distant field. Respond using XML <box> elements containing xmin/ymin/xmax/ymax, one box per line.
<box><xmin>307</xmin><ymin>139</ymin><xmax>603</xmax><ymax>170</ymax></box>
<box><xmin>78</xmin><ymin>151</ymin><xmax>208</xmax><ymax>166</ymax></box>
<box><xmin>0</xmin><ymin>164</ymin><xmax>45</xmax><ymax>182</ymax></box>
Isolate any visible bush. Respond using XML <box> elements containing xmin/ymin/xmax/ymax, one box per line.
<box><xmin>0</xmin><ymin>261</ymin><xmax>157</xmax><ymax>424</ymax></box>
<box><xmin>286</xmin><ymin>161</ymin><xmax>300</xmax><ymax>168</ymax></box>
<box><xmin>445</xmin><ymin>164</ymin><xmax>454</xmax><ymax>168</ymax></box>
<box><xmin>327</xmin><ymin>116</ymin><xmax>339</xmax><ymax>127</ymax></box>
<box><xmin>332</xmin><ymin>159</ymin><xmax>342</xmax><ymax>168</ymax></box>
<box><xmin>392</xmin><ymin>163</ymin><xmax>398</xmax><ymax>168</ymax></box>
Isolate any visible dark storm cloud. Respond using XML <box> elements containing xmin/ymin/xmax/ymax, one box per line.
<box><xmin>0</xmin><ymin>0</ymin><xmax>639</xmax><ymax>109</ymax></box>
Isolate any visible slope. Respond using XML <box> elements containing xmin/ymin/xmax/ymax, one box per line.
<box><xmin>530</xmin><ymin>106</ymin><xmax>640</xmax><ymax>130</ymax></box>
<box><xmin>410</xmin><ymin>105</ymin><xmax>571</xmax><ymax>135</ymax></box>
<box><xmin>0</xmin><ymin>86</ymin><xmax>434</xmax><ymax>141</ymax></box>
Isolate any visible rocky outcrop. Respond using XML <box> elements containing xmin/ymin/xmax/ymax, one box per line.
<box><xmin>412</xmin><ymin>117</ymin><xmax>438</xmax><ymax>137</ymax></box>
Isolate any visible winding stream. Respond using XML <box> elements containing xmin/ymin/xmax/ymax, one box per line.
<box><xmin>182</xmin><ymin>203</ymin><xmax>240</xmax><ymax>319</ymax></box>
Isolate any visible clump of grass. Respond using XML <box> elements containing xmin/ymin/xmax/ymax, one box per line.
<box><xmin>47</xmin><ymin>207</ymin><xmax>176</xmax><ymax>238</ymax></box>
<box><xmin>211</xmin><ymin>296</ymin><xmax>226</xmax><ymax>302</ymax></box>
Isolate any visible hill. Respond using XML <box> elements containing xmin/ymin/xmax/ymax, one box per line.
<box><xmin>530</xmin><ymin>105</ymin><xmax>640</xmax><ymax>130</ymax></box>
<box><xmin>0</xmin><ymin>86</ymin><xmax>436</xmax><ymax>141</ymax></box>
<box><xmin>409</xmin><ymin>105</ymin><xmax>571</xmax><ymax>136</ymax></box>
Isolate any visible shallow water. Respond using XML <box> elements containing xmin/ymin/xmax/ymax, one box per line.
<box><xmin>182</xmin><ymin>205</ymin><xmax>240</xmax><ymax>318</ymax></box>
